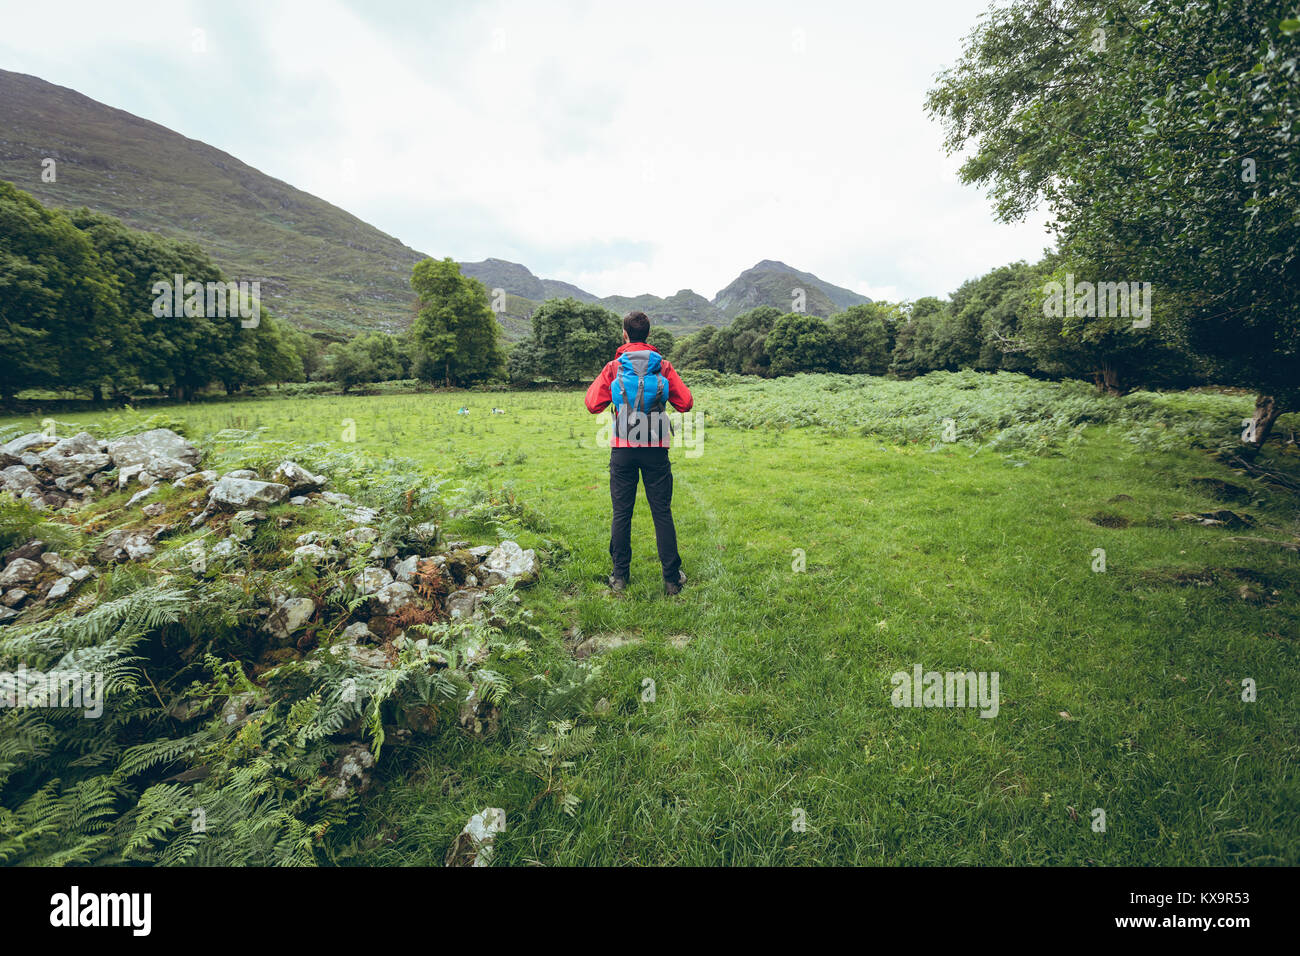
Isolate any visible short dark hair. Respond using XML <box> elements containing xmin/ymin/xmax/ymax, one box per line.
<box><xmin>623</xmin><ymin>310</ymin><xmax>650</xmax><ymax>342</ymax></box>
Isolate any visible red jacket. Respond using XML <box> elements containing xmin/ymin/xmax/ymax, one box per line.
<box><xmin>586</xmin><ymin>342</ymin><xmax>693</xmax><ymax>447</ymax></box>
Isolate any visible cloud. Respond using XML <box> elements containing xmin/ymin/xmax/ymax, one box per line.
<box><xmin>0</xmin><ymin>0</ymin><xmax>1054</xmax><ymax>302</ymax></box>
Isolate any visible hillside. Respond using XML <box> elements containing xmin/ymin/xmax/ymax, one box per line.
<box><xmin>0</xmin><ymin>69</ymin><xmax>426</xmax><ymax>336</ymax></box>
<box><xmin>1</xmin><ymin>70</ymin><xmax>876</xmax><ymax>343</ymax></box>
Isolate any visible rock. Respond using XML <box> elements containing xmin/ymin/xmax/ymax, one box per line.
<box><xmin>94</xmin><ymin>528</ymin><xmax>159</xmax><ymax>563</ymax></box>
<box><xmin>45</xmin><ymin>576</ymin><xmax>73</xmax><ymax>602</ymax></box>
<box><xmin>127</xmin><ymin>486</ymin><xmax>157</xmax><ymax>507</ymax></box>
<box><xmin>265</xmin><ymin>596</ymin><xmax>316</xmax><ymax>641</ymax></box>
<box><xmin>117</xmin><ymin>464</ymin><xmax>145</xmax><ymax>489</ymax></box>
<box><xmin>344</xmin><ymin>526</ymin><xmax>379</xmax><ymax>547</ymax></box>
<box><xmin>39</xmin><ymin>552</ymin><xmax>77</xmax><ymax>576</ymax></box>
<box><xmin>1173</xmin><ymin>510</ymin><xmax>1256</xmax><ymax>529</ymax></box>
<box><xmin>232</xmin><ymin>509</ymin><xmax>268</xmax><ymax>524</ymax></box>
<box><xmin>2</xmin><ymin>589</ymin><xmax>26</xmax><ymax>608</ymax></box>
<box><xmin>219</xmin><ymin>690</ymin><xmax>267</xmax><ymax>727</ymax></box>
<box><xmin>392</xmin><ymin>555</ymin><xmax>420</xmax><ymax>583</ymax></box>
<box><xmin>0</xmin><ymin>465</ymin><xmax>41</xmax><ymax>495</ymax></box>
<box><xmin>369</xmin><ymin>542</ymin><xmax>397</xmax><ymax>560</ymax></box>
<box><xmin>3</xmin><ymin>539</ymin><xmax>45</xmax><ymax>564</ymax></box>
<box><xmin>326</xmin><ymin>743</ymin><xmax>375</xmax><ymax>800</ymax></box>
<box><xmin>208</xmin><ymin>476</ymin><xmax>290</xmax><ymax>510</ymax></box>
<box><xmin>0</xmin><ymin>607</ymin><xmax>17</xmax><ymax>623</ymax></box>
<box><xmin>445</xmin><ymin>808</ymin><xmax>506</xmax><ymax>867</ymax></box>
<box><xmin>348</xmin><ymin>507</ymin><xmax>381</xmax><ymax>525</ymax></box>
<box><xmin>210</xmin><ymin>538</ymin><xmax>239</xmax><ymax>558</ymax></box>
<box><xmin>341</xmin><ymin>621</ymin><xmax>375</xmax><ymax>642</ymax></box>
<box><xmin>481</xmin><ymin>541</ymin><xmax>539</xmax><ymax>587</ymax></box>
<box><xmin>0</xmin><ymin>432</ymin><xmax>53</xmax><ymax>466</ymax></box>
<box><xmin>38</xmin><ymin>432</ymin><xmax>111</xmax><ymax>478</ymax></box>
<box><xmin>573</xmin><ymin>632</ymin><xmax>643</xmax><ymax>659</ymax></box>
<box><xmin>291</xmin><ymin>543</ymin><xmax>341</xmax><ymax>565</ymax></box>
<box><xmin>107</xmin><ymin>429</ymin><xmax>201</xmax><ymax>471</ymax></box>
<box><xmin>320</xmin><ymin>491</ymin><xmax>355</xmax><ymax>507</ymax></box>
<box><xmin>467</xmin><ymin>545</ymin><xmax>494</xmax><ymax>561</ymax></box>
<box><xmin>137</xmin><ymin>472</ymin><xmax>157</xmax><ymax>488</ymax></box>
<box><xmin>0</xmin><ymin>558</ymin><xmax>42</xmax><ymax>588</ymax></box>
<box><xmin>327</xmin><ymin>641</ymin><xmax>388</xmax><ymax>668</ymax></box>
<box><xmin>356</xmin><ymin>567</ymin><xmax>393</xmax><ymax>594</ymax></box>
<box><xmin>173</xmin><ymin>470</ymin><xmax>217</xmax><ymax>489</ymax></box>
<box><xmin>143</xmin><ymin>456</ymin><xmax>194</xmax><ymax>481</ymax></box>
<box><xmin>295</xmin><ymin>531</ymin><xmax>325</xmax><ymax>546</ymax></box>
<box><xmin>224</xmin><ymin>469</ymin><xmax>258</xmax><ymax>480</ymax></box>
<box><xmin>412</xmin><ymin>522</ymin><xmax>439</xmax><ymax>541</ymax></box>
<box><xmin>142</xmin><ymin>503</ymin><xmax>166</xmax><ymax>518</ymax></box>
<box><xmin>446</xmin><ymin>588</ymin><xmax>486</xmax><ymax>620</ymax></box>
<box><xmin>271</xmin><ymin>460</ymin><xmax>326</xmax><ymax>494</ymax></box>
<box><xmin>372</xmin><ymin>581</ymin><xmax>416</xmax><ymax>615</ymax></box>
<box><xmin>288</xmin><ymin>496</ymin><xmax>311</xmax><ymax>506</ymax></box>
<box><xmin>69</xmin><ymin>566</ymin><xmax>95</xmax><ymax>582</ymax></box>
<box><xmin>53</xmin><ymin>474</ymin><xmax>86</xmax><ymax>492</ymax></box>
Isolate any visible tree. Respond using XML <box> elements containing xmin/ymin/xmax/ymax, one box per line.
<box><xmin>510</xmin><ymin>297</ymin><xmax>622</xmax><ymax>384</ymax></box>
<box><xmin>766</xmin><ymin>313</ymin><xmax>833</xmax><ymax>376</ymax></box>
<box><xmin>409</xmin><ymin>257</ymin><xmax>505</xmax><ymax>386</ymax></box>
<box><xmin>828</xmin><ymin>303</ymin><xmax>899</xmax><ymax>374</ymax></box>
<box><xmin>928</xmin><ymin>0</ymin><xmax>1300</xmax><ymax>453</ymax></box>
<box><xmin>0</xmin><ymin>184</ymin><xmax>122</xmax><ymax>403</ymax></box>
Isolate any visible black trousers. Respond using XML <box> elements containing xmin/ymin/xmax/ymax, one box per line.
<box><xmin>609</xmin><ymin>446</ymin><xmax>682</xmax><ymax>582</ymax></box>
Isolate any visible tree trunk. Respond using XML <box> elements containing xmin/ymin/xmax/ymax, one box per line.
<box><xmin>1240</xmin><ymin>394</ymin><xmax>1282</xmax><ymax>459</ymax></box>
<box><xmin>91</xmin><ymin>384</ymin><xmax>103</xmax><ymax>404</ymax></box>
<box><xmin>1093</xmin><ymin>363</ymin><xmax>1123</xmax><ymax>395</ymax></box>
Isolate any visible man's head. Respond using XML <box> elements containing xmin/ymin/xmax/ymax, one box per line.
<box><xmin>622</xmin><ymin>310</ymin><xmax>650</xmax><ymax>344</ymax></box>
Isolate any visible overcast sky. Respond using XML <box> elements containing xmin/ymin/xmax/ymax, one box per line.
<box><xmin>1</xmin><ymin>0</ymin><xmax>1052</xmax><ymax>301</ymax></box>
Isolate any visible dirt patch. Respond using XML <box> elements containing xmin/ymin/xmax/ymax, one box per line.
<box><xmin>1089</xmin><ymin>512</ymin><xmax>1130</xmax><ymax>528</ymax></box>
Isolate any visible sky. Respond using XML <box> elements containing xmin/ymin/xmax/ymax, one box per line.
<box><xmin>0</xmin><ymin>0</ymin><xmax>1053</xmax><ymax>302</ymax></box>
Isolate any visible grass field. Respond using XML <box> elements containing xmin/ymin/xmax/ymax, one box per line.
<box><xmin>4</xmin><ymin>375</ymin><xmax>1298</xmax><ymax>865</ymax></box>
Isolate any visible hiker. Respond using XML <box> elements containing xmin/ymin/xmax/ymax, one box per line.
<box><xmin>585</xmin><ymin>310</ymin><xmax>693</xmax><ymax>595</ymax></box>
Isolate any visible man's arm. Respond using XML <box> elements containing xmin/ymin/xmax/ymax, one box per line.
<box><xmin>663</xmin><ymin>360</ymin><xmax>693</xmax><ymax>413</ymax></box>
<box><xmin>585</xmin><ymin>362</ymin><xmax>614</xmax><ymax>413</ymax></box>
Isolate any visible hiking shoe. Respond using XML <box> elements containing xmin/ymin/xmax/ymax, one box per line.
<box><xmin>608</xmin><ymin>575</ymin><xmax>628</xmax><ymax>593</ymax></box>
<box><xmin>664</xmin><ymin>570</ymin><xmax>686</xmax><ymax>596</ymax></box>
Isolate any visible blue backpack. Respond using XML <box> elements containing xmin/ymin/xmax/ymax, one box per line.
<box><xmin>610</xmin><ymin>350</ymin><xmax>671</xmax><ymax>442</ymax></box>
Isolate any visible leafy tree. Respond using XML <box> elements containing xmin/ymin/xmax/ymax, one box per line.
<box><xmin>828</xmin><ymin>302</ymin><xmax>900</xmax><ymax>374</ymax></box>
<box><xmin>510</xmin><ymin>297</ymin><xmax>622</xmax><ymax>384</ymax></box>
<box><xmin>409</xmin><ymin>257</ymin><xmax>505</xmax><ymax>387</ymax></box>
<box><xmin>0</xmin><ymin>184</ymin><xmax>122</xmax><ymax>403</ymax></box>
<box><xmin>647</xmin><ymin>327</ymin><xmax>676</xmax><ymax>359</ymax></box>
<box><xmin>928</xmin><ymin>0</ymin><xmax>1300</xmax><ymax>453</ymax></box>
<box><xmin>767</xmin><ymin>313</ymin><xmax>834</xmax><ymax>376</ymax></box>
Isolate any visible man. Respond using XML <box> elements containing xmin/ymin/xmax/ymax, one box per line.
<box><xmin>585</xmin><ymin>311</ymin><xmax>693</xmax><ymax>595</ymax></box>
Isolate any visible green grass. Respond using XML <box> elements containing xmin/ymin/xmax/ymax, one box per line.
<box><xmin>4</xmin><ymin>376</ymin><xmax>1297</xmax><ymax>865</ymax></box>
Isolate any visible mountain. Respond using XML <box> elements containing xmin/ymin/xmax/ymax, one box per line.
<box><xmin>0</xmin><ymin>69</ymin><xmax>425</xmax><ymax>336</ymax></box>
<box><xmin>460</xmin><ymin>257</ymin><xmax>871</xmax><ymax>336</ymax></box>
<box><xmin>1</xmin><ymin>71</ymin><xmax>876</xmax><ymax>343</ymax></box>
<box><xmin>712</xmin><ymin>259</ymin><xmax>871</xmax><ymax>320</ymax></box>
